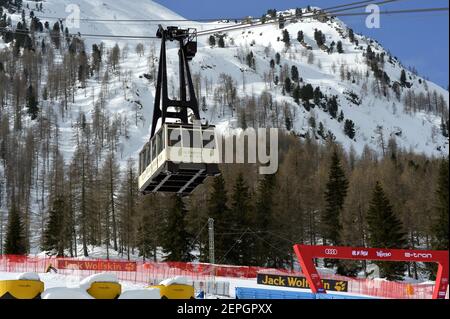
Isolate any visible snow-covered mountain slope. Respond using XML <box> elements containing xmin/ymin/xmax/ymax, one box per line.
<box><xmin>2</xmin><ymin>0</ymin><xmax>449</xmax><ymax>165</ymax></box>
<box><xmin>40</xmin><ymin>0</ymin><xmax>185</xmax><ymax>43</ymax></box>
<box><xmin>15</xmin><ymin>0</ymin><xmax>227</xmax><ymax>47</ymax></box>
<box><xmin>190</xmin><ymin>11</ymin><xmax>449</xmax><ymax>156</ymax></box>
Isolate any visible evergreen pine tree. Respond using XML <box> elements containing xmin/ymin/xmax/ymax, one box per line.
<box><xmin>344</xmin><ymin>119</ymin><xmax>356</xmax><ymax>139</ymax></box>
<box><xmin>293</xmin><ymin>85</ymin><xmax>301</xmax><ymax>105</ymax></box>
<box><xmin>4</xmin><ymin>203</ymin><xmax>27</xmax><ymax>255</ymax></box>
<box><xmin>136</xmin><ymin>210</ymin><xmax>154</xmax><ymax>261</ymax></box>
<box><xmin>301</xmin><ymin>83</ymin><xmax>314</xmax><ymax>106</ymax></box>
<box><xmin>218</xmin><ymin>36</ymin><xmax>225</xmax><ymax>48</ymax></box>
<box><xmin>313</xmin><ymin>87</ymin><xmax>322</xmax><ymax>105</ymax></box>
<box><xmin>209</xmin><ymin>35</ymin><xmax>216</xmax><ymax>47</ymax></box>
<box><xmin>246</xmin><ymin>51</ymin><xmax>255</xmax><ymax>69</ymax></box>
<box><xmin>318</xmin><ymin>122</ymin><xmax>326</xmax><ymax>139</ymax></box>
<box><xmin>337</xmin><ymin>41</ymin><xmax>344</xmax><ymax>54</ymax></box>
<box><xmin>269</xmin><ymin>59</ymin><xmax>275</xmax><ymax>69</ymax></box>
<box><xmin>327</xmin><ymin>96</ymin><xmax>339</xmax><ymax>118</ymax></box>
<box><xmin>297</xmin><ymin>30</ymin><xmax>304</xmax><ymax>43</ymax></box>
<box><xmin>275</xmin><ymin>52</ymin><xmax>281</xmax><ymax>65</ymax></box>
<box><xmin>254</xmin><ymin>174</ymin><xmax>276</xmax><ymax>266</ymax></box>
<box><xmin>42</xmin><ymin>196</ymin><xmax>67</xmax><ymax>256</ymax></box>
<box><xmin>431</xmin><ymin>159</ymin><xmax>449</xmax><ymax>250</ymax></box>
<box><xmin>282</xmin><ymin>29</ymin><xmax>290</xmax><ymax>47</ymax></box>
<box><xmin>314</xmin><ymin>29</ymin><xmax>325</xmax><ymax>47</ymax></box>
<box><xmin>367</xmin><ymin>182</ymin><xmax>407</xmax><ymax>281</ymax></box>
<box><xmin>400</xmin><ymin>70</ymin><xmax>407</xmax><ymax>86</ymax></box>
<box><xmin>137</xmin><ymin>195</ymin><xmax>163</xmax><ymax>262</ymax></box>
<box><xmin>229</xmin><ymin>173</ymin><xmax>254</xmax><ymax>265</ymax></box>
<box><xmin>208</xmin><ymin>175</ymin><xmax>229</xmax><ymax>262</ymax></box>
<box><xmin>268</xmin><ymin>9</ymin><xmax>277</xmax><ymax>19</ymax></box>
<box><xmin>161</xmin><ymin>195</ymin><xmax>193</xmax><ymax>262</ymax></box>
<box><xmin>322</xmin><ymin>150</ymin><xmax>348</xmax><ymax>246</ymax></box>
<box><xmin>26</xmin><ymin>85</ymin><xmax>38</xmax><ymax>120</ymax></box>
<box><xmin>261</xmin><ymin>14</ymin><xmax>267</xmax><ymax>24</ymax></box>
<box><xmin>291</xmin><ymin>65</ymin><xmax>299</xmax><ymax>83</ymax></box>
<box><xmin>284</xmin><ymin>77</ymin><xmax>292</xmax><ymax>94</ymax></box>
<box><xmin>338</xmin><ymin>110</ymin><xmax>344</xmax><ymax>123</ymax></box>
<box><xmin>349</xmin><ymin>28</ymin><xmax>355</xmax><ymax>43</ymax></box>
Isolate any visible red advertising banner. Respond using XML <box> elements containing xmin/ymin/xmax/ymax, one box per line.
<box><xmin>0</xmin><ymin>255</ymin><xmax>440</xmax><ymax>298</ymax></box>
<box><xmin>56</xmin><ymin>259</ymin><xmax>137</xmax><ymax>272</ymax></box>
<box><xmin>293</xmin><ymin>244</ymin><xmax>449</xmax><ymax>300</ymax></box>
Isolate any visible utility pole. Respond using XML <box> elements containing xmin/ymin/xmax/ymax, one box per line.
<box><xmin>208</xmin><ymin>217</ymin><xmax>216</xmax><ymax>295</ymax></box>
<box><xmin>208</xmin><ymin>218</ymin><xmax>215</xmax><ymax>264</ymax></box>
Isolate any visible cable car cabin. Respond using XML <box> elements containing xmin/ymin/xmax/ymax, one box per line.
<box><xmin>138</xmin><ymin>124</ymin><xmax>220</xmax><ymax>196</ymax></box>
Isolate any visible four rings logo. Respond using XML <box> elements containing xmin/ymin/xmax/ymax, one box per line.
<box><xmin>325</xmin><ymin>249</ymin><xmax>338</xmax><ymax>255</ymax></box>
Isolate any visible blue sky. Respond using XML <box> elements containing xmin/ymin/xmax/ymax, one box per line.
<box><xmin>155</xmin><ymin>0</ymin><xmax>449</xmax><ymax>88</ymax></box>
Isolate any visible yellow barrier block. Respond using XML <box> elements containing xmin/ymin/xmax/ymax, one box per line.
<box><xmin>87</xmin><ymin>282</ymin><xmax>122</xmax><ymax>299</ymax></box>
<box><xmin>149</xmin><ymin>284</ymin><xmax>195</xmax><ymax>299</ymax></box>
<box><xmin>0</xmin><ymin>280</ymin><xmax>45</xmax><ymax>299</ymax></box>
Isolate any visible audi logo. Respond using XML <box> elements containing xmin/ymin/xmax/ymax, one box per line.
<box><xmin>325</xmin><ymin>249</ymin><xmax>338</xmax><ymax>255</ymax></box>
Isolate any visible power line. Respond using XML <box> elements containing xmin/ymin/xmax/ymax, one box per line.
<box><xmin>323</xmin><ymin>0</ymin><xmax>384</xmax><ymax>11</ymax></box>
<box><xmin>264</xmin><ymin>230</ymin><xmax>299</xmax><ymax>245</ymax></box>
<box><xmin>196</xmin><ymin>7</ymin><xmax>448</xmax><ymax>37</ymax></box>
<box><xmin>33</xmin><ymin>18</ymin><xmax>237</xmax><ymax>26</ymax></box>
<box><xmin>34</xmin><ymin>17</ymin><xmax>239</xmax><ymax>23</ymax></box>
<box><xmin>248</xmin><ymin>229</ymin><xmax>291</xmax><ymax>257</ymax></box>
<box><xmin>326</xmin><ymin>0</ymin><xmax>406</xmax><ymax>14</ymax></box>
<box><xmin>217</xmin><ymin>229</ymin><xmax>299</xmax><ymax>245</ymax></box>
<box><xmin>32</xmin><ymin>0</ymin><xmax>392</xmax><ymax>23</ymax></box>
<box><xmin>195</xmin><ymin>0</ymin><xmax>404</xmax><ymax>36</ymax></box>
<box><xmin>195</xmin><ymin>0</ymin><xmax>426</xmax><ymax>37</ymax></box>
<box><xmin>32</xmin><ymin>0</ymin><xmax>410</xmax><ymax>25</ymax></box>
<box><xmin>1</xmin><ymin>7</ymin><xmax>447</xmax><ymax>41</ymax></box>
<box><xmin>191</xmin><ymin>220</ymin><xmax>209</xmax><ymax>248</ymax></box>
<box><xmin>216</xmin><ymin>228</ymin><xmax>250</xmax><ymax>265</ymax></box>
<box><xmin>214</xmin><ymin>228</ymin><xmax>295</xmax><ymax>266</ymax></box>
<box><xmin>328</xmin><ymin>7</ymin><xmax>450</xmax><ymax>18</ymax></box>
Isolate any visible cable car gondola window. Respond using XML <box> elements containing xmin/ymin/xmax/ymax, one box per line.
<box><xmin>182</xmin><ymin>127</ymin><xmax>193</xmax><ymax>149</ymax></box>
<box><xmin>168</xmin><ymin>127</ymin><xmax>182</xmax><ymax>147</ymax></box>
<box><xmin>192</xmin><ymin>128</ymin><xmax>202</xmax><ymax>149</ymax></box>
<box><xmin>156</xmin><ymin>130</ymin><xmax>164</xmax><ymax>156</ymax></box>
<box><xmin>151</xmin><ymin>138</ymin><xmax>157</xmax><ymax>162</ymax></box>
<box><xmin>203</xmin><ymin>130</ymin><xmax>215</xmax><ymax>149</ymax></box>
<box><xmin>142</xmin><ymin>149</ymin><xmax>145</xmax><ymax>173</ymax></box>
<box><xmin>146</xmin><ymin>143</ymin><xmax>151</xmax><ymax>167</ymax></box>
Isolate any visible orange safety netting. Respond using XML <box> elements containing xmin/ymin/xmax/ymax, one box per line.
<box><xmin>0</xmin><ymin>254</ymin><xmax>438</xmax><ymax>299</ymax></box>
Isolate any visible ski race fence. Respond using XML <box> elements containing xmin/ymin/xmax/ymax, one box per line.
<box><xmin>0</xmin><ymin>255</ymin><xmax>444</xmax><ymax>299</ymax></box>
